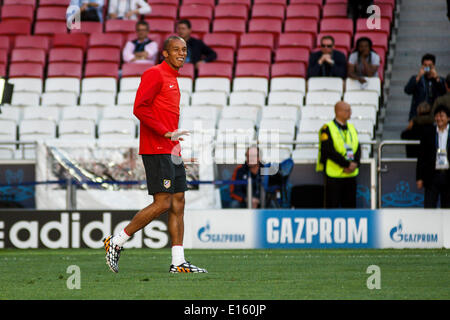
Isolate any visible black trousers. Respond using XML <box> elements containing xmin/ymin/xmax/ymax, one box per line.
<box><xmin>424</xmin><ymin>171</ymin><xmax>450</xmax><ymax>208</ymax></box>
<box><xmin>325</xmin><ymin>176</ymin><xmax>357</xmax><ymax>209</ymax></box>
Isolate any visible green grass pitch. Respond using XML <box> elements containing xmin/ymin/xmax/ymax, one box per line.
<box><xmin>0</xmin><ymin>248</ymin><xmax>448</xmax><ymax>300</ymax></box>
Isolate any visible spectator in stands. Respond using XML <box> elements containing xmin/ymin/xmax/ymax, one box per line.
<box><xmin>432</xmin><ymin>73</ymin><xmax>450</xmax><ymax>114</ymax></box>
<box><xmin>108</xmin><ymin>0</ymin><xmax>151</xmax><ymax>20</ymax></box>
<box><xmin>401</xmin><ymin>102</ymin><xmax>434</xmax><ymax>158</ymax></box>
<box><xmin>347</xmin><ymin>0</ymin><xmax>373</xmax><ymax>20</ymax></box>
<box><xmin>347</xmin><ymin>37</ymin><xmax>380</xmax><ymax>85</ymax></box>
<box><xmin>416</xmin><ymin>104</ymin><xmax>450</xmax><ymax>208</ymax></box>
<box><xmin>404</xmin><ymin>53</ymin><xmax>446</xmax><ymax>120</ymax></box>
<box><xmin>229</xmin><ymin>146</ymin><xmax>263</xmax><ymax>209</ymax></box>
<box><xmin>307</xmin><ymin>35</ymin><xmax>347</xmax><ymax>79</ymax></box>
<box><xmin>80</xmin><ymin>0</ymin><xmax>104</xmax><ymax>22</ymax></box>
<box><xmin>176</xmin><ymin>19</ymin><xmax>217</xmax><ymax>71</ymax></box>
<box><xmin>122</xmin><ymin>20</ymin><xmax>158</xmax><ymax>65</ymax></box>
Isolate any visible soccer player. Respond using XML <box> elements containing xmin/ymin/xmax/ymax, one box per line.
<box><xmin>103</xmin><ymin>36</ymin><xmax>207</xmax><ymax>274</ymax></box>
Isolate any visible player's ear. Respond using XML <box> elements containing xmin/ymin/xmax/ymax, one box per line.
<box><xmin>162</xmin><ymin>50</ymin><xmax>169</xmax><ymax>59</ymax></box>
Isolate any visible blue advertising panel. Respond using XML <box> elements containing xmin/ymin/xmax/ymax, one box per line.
<box><xmin>257</xmin><ymin>209</ymin><xmax>377</xmax><ymax>248</ymax></box>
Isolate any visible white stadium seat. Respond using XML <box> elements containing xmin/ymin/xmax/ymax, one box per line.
<box><xmin>80</xmin><ymin>92</ymin><xmax>116</xmax><ymax>106</ymax></box>
<box><xmin>119</xmin><ymin>77</ymin><xmax>140</xmax><ymax>92</ymax></box>
<box><xmin>0</xmin><ymin>107</ymin><xmax>21</xmax><ymax>123</ymax></box>
<box><xmin>344</xmin><ymin>91</ymin><xmax>379</xmax><ymax>110</ymax></box>
<box><xmin>307</xmin><ymin>77</ymin><xmax>344</xmax><ymax>95</ymax></box>
<box><xmin>19</xmin><ymin>119</ymin><xmax>56</xmax><ymax>140</ymax></box>
<box><xmin>305</xmin><ymin>91</ymin><xmax>342</xmax><ymax>106</ymax></box>
<box><xmin>11</xmin><ymin>92</ymin><xmax>40</xmax><ymax>106</ymax></box>
<box><xmin>191</xmin><ymin>91</ymin><xmax>227</xmax><ymax>107</ymax></box>
<box><xmin>270</xmin><ymin>77</ymin><xmax>306</xmax><ymax>95</ymax></box>
<box><xmin>345</xmin><ymin>77</ymin><xmax>381</xmax><ymax>96</ymax></box>
<box><xmin>45</xmin><ymin>78</ymin><xmax>80</xmax><ymax>95</ymax></box>
<box><xmin>292</xmin><ymin>147</ymin><xmax>319</xmax><ymax>162</ymax></box>
<box><xmin>268</xmin><ymin>91</ymin><xmax>304</xmax><ymax>107</ymax></box>
<box><xmin>23</xmin><ymin>106</ymin><xmax>60</xmax><ymax>122</ymax></box>
<box><xmin>180</xmin><ymin>91</ymin><xmax>190</xmax><ymax>107</ymax></box>
<box><xmin>181</xmin><ymin>106</ymin><xmax>220</xmax><ymax>123</ymax></box>
<box><xmin>102</xmin><ymin>106</ymin><xmax>135</xmax><ymax>121</ymax></box>
<box><xmin>41</xmin><ymin>92</ymin><xmax>78</xmax><ymax>106</ymax></box>
<box><xmin>59</xmin><ymin>119</ymin><xmax>96</xmax><ymax>140</ymax></box>
<box><xmin>61</xmin><ymin>106</ymin><xmax>99</xmax><ymax>122</ymax></box>
<box><xmin>8</xmin><ymin>78</ymin><xmax>42</xmax><ymax>94</ymax></box>
<box><xmin>117</xmin><ymin>91</ymin><xmax>136</xmax><ymax>106</ymax></box>
<box><xmin>233</xmin><ymin>77</ymin><xmax>269</xmax><ymax>95</ymax></box>
<box><xmin>81</xmin><ymin>77</ymin><xmax>117</xmax><ymax>93</ymax></box>
<box><xmin>0</xmin><ymin>119</ymin><xmax>17</xmax><ymax>140</ymax></box>
<box><xmin>262</xmin><ymin>106</ymin><xmax>299</xmax><ymax>122</ymax></box>
<box><xmin>195</xmin><ymin>77</ymin><xmax>231</xmax><ymax>94</ymax></box>
<box><xmin>98</xmin><ymin>119</ymin><xmax>137</xmax><ymax>140</ymax></box>
<box><xmin>178</xmin><ymin>77</ymin><xmax>193</xmax><ymax>95</ymax></box>
<box><xmin>229</xmin><ymin>91</ymin><xmax>266</xmax><ymax>108</ymax></box>
<box><xmin>220</xmin><ymin>106</ymin><xmax>259</xmax><ymax>124</ymax></box>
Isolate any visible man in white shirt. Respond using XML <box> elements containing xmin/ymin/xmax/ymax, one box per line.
<box><xmin>108</xmin><ymin>0</ymin><xmax>151</xmax><ymax>20</ymax></box>
<box><xmin>416</xmin><ymin>104</ymin><xmax>450</xmax><ymax>208</ymax></box>
<box><xmin>122</xmin><ymin>20</ymin><xmax>158</xmax><ymax>65</ymax></box>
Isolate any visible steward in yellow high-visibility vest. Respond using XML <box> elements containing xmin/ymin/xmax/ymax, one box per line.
<box><xmin>316</xmin><ymin>101</ymin><xmax>361</xmax><ymax>208</ymax></box>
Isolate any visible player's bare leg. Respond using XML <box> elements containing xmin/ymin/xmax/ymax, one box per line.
<box><xmin>168</xmin><ymin>192</ymin><xmax>207</xmax><ymax>273</ymax></box>
<box><xmin>103</xmin><ymin>193</ymin><xmax>172</xmax><ymax>273</ymax></box>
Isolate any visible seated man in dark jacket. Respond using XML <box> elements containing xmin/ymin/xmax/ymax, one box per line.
<box><xmin>307</xmin><ymin>35</ymin><xmax>347</xmax><ymax>79</ymax></box>
<box><xmin>176</xmin><ymin>19</ymin><xmax>217</xmax><ymax>71</ymax></box>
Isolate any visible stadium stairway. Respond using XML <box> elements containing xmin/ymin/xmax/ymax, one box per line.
<box><xmin>379</xmin><ymin>0</ymin><xmax>450</xmax><ymax>158</ymax></box>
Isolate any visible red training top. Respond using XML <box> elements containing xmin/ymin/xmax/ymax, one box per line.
<box><xmin>133</xmin><ymin>60</ymin><xmax>181</xmax><ymax>156</ymax></box>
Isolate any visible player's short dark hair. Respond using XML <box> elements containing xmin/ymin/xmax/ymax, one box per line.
<box><xmin>320</xmin><ymin>35</ymin><xmax>335</xmax><ymax>45</ymax></box>
<box><xmin>421</xmin><ymin>53</ymin><xmax>436</xmax><ymax>65</ymax></box>
<box><xmin>136</xmin><ymin>20</ymin><xmax>149</xmax><ymax>31</ymax></box>
<box><xmin>177</xmin><ymin>19</ymin><xmax>191</xmax><ymax>29</ymax></box>
<box><xmin>163</xmin><ymin>35</ymin><xmax>185</xmax><ymax>52</ymax></box>
<box><xmin>434</xmin><ymin>104</ymin><xmax>450</xmax><ymax>117</ymax></box>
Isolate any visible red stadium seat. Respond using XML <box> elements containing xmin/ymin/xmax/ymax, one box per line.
<box><xmin>34</xmin><ymin>22</ymin><xmax>68</xmax><ymax>35</ymax></box>
<box><xmin>47</xmin><ymin>62</ymin><xmax>82</xmax><ymax>78</ymax></box>
<box><xmin>212</xmin><ymin>47</ymin><xmax>235</xmax><ymax>64</ymax></box>
<box><xmin>235</xmin><ymin>62</ymin><xmax>270</xmax><ymax>78</ymax></box>
<box><xmin>84</xmin><ymin>62</ymin><xmax>119</xmax><ymax>78</ymax></box>
<box><xmin>271</xmin><ymin>62</ymin><xmax>306</xmax><ymax>78</ymax></box>
<box><xmin>121</xmin><ymin>63</ymin><xmax>154</xmax><ymax>77</ymax></box>
<box><xmin>378</xmin><ymin>4</ymin><xmax>394</xmax><ymax>23</ymax></box>
<box><xmin>237</xmin><ymin>48</ymin><xmax>272</xmax><ymax>64</ymax></box>
<box><xmin>183</xmin><ymin>0</ymin><xmax>215</xmax><ymax>9</ymax></box>
<box><xmin>0</xmin><ymin>64</ymin><xmax>6</xmax><ymax>77</ymax></box>
<box><xmin>284</xmin><ymin>18</ymin><xmax>319</xmax><ymax>36</ymax></box>
<box><xmin>11</xmin><ymin>48</ymin><xmax>46</xmax><ymax>65</ymax></box>
<box><xmin>105</xmin><ymin>19</ymin><xmax>137</xmax><ymax>35</ymax></box>
<box><xmin>374</xmin><ymin>0</ymin><xmax>395</xmax><ymax>12</ymax></box>
<box><xmin>218</xmin><ymin>0</ymin><xmax>251</xmax><ymax>10</ymax></box>
<box><xmin>289</xmin><ymin>0</ymin><xmax>322</xmax><ymax>8</ymax></box>
<box><xmin>356</xmin><ymin>17</ymin><xmax>391</xmax><ymax>35</ymax></box>
<box><xmin>354</xmin><ymin>32</ymin><xmax>389</xmax><ymax>51</ymax></box>
<box><xmin>275</xmin><ymin>47</ymin><xmax>309</xmax><ymax>64</ymax></box>
<box><xmin>49</xmin><ymin>48</ymin><xmax>84</xmax><ymax>64</ymax></box>
<box><xmin>3</xmin><ymin>0</ymin><xmax>36</xmax><ymax>8</ymax></box>
<box><xmin>214</xmin><ymin>4</ymin><xmax>248</xmax><ymax>21</ymax></box>
<box><xmin>71</xmin><ymin>21</ymin><xmax>103</xmax><ymax>35</ymax></box>
<box><xmin>145</xmin><ymin>18</ymin><xmax>175</xmax><ymax>34</ymax></box>
<box><xmin>326</xmin><ymin>0</ymin><xmax>349</xmax><ymax>3</ymax></box>
<box><xmin>39</xmin><ymin>0</ymin><xmax>70</xmax><ymax>6</ymax></box>
<box><xmin>86</xmin><ymin>48</ymin><xmax>121</xmax><ymax>64</ymax></box>
<box><xmin>0</xmin><ymin>21</ymin><xmax>31</xmax><ymax>37</ymax></box>
<box><xmin>239</xmin><ymin>33</ymin><xmax>275</xmax><ymax>50</ymax></box>
<box><xmin>213</xmin><ymin>19</ymin><xmax>247</xmax><ymax>35</ymax></box>
<box><xmin>14</xmin><ymin>35</ymin><xmax>50</xmax><ymax>51</ymax></box>
<box><xmin>320</xmin><ymin>18</ymin><xmax>354</xmax><ymax>37</ymax></box>
<box><xmin>9</xmin><ymin>62</ymin><xmax>44</xmax><ymax>78</ymax></box>
<box><xmin>36</xmin><ymin>6</ymin><xmax>67</xmax><ymax>21</ymax></box>
<box><xmin>144</xmin><ymin>4</ymin><xmax>178</xmax><ymax>19</ymax></box>
<box><xmin>52</xmin><ymin>33</ymin><xmax>88</xmax><ymax>51</ymax></box>
<box><xmin>286</xmin><ymin>4</ymin><xmax>320</xmax><ymax>20</ymax></box>
<box><xmin>254</xmin><ymin>0</ymin><xmax>287</xmax><ymax>6</ymax></box>
<box><xmin>248</xmin><ymin>19</ymin><xmax>282</xmax><ymax>39</ymax></box>
<box><xmin>147</xmin><ymin>0</ymin><xmax>178</xmax><ymax>5</ymax></box>
<box><xmin>1</xmin><ymin>5</ymin><xmax>34</xmax><ymax>23</ymax></box>
<box><xmin>0</xmin><ymin>49</ymin><xmax>8</xmax><ymax>65</ymax></box>
<box><xmin>203</xmin><ymin>33</ymin><xmax>238</xmax><ymax>51</ymax></box>
<box><xmin>316</xmin><ymin>32</ymin><xmax>352</xmax><ymax>53</ymax></box>
<box><xmin>189</xmin><ymin>19</ymin><xmax>211</xmax><ymax>38</ymax></box>
<box><xmin>322</xmin><ymin>4</ymin><xmax>349</xmax><ymax>18</ymax></box>
<box><xmin>89</xmin><ymin>33</ymin><xmax>123</xmax><ymax>49</ymax></box>
<box><xmin>197</xmin><ymin>62</ymin><xmax>233</xmax><ymax>78</ymax></box>
<box><xmin>178</xmin><ymin>63</ymin><xmax>195</xmax><ymax>79</ymax></box>
<box><xmin>251</xmin><ymin>4</ymin><xmax>285</xmax><ymax>22</ymax></box>
<box><xmin>179</xmin><ymin>4</ymin><xmax>214</xmax><ymax>22</ymax></box>
<box><xmin>278</xmin><ymin>33</ymin><xmax>315</xmax><ymax>50</ymax></box>
<box><xmin>0</xmin><ymin>37</ymin><xmax>10</xmax><ymax>53</ymax></box>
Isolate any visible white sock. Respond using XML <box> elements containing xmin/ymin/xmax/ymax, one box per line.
<box><xmin>112</xmin><ymin>228</ymin><xmax>131</xmax><ymax>247</ymax></box>
<box><xmin>171</xmin><ymin>245</ymin><xmax>185</xmax><ymax>266</ymax></box>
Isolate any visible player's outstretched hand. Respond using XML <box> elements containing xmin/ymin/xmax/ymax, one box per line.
<box><xmin>165</xmin><ymin>130</ymin><xmax>190</xmax><ymax>141</ymax></box>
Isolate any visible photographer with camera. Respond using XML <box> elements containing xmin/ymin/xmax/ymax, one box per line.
<box><xmin>405</xmin><ymin>53</ymin><xmax>446</xmax><ymax>121</ymax></box>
